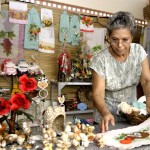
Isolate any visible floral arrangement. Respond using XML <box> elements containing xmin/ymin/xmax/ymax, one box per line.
<box><xmin>0</xmin><ymin>74</ymin><xmax>38</xmax><ymax>134</ymax></box>
<box><xmin>69</xmin><ymin>37</ymin><xmax>92</xmax><ymax>82</ymax></box>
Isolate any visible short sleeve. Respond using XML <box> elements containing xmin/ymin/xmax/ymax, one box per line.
<box><xmin>132</xmin><ymin>43</ymin><xmax>147</xmax><ymax>63</ymax></box>
<box><xmin>90</xmin><ymin>51</ymin><xmax>106</xmax><ymax>78</ymax></box>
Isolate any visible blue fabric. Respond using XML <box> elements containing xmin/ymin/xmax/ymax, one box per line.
<box><xmin>59</xmin><ymin>11</ymin><xmax>71</xmax><ymax>43</ymax></box>
<box><xmin>24</xmin><ymin>7</ymin><xmax>41</xmax><ymax>50</ymax></box>
<box><xmin>69</xmin><ymin>15</ymin><xmax>80</xmax><ymax>46</ymax></box>
<box><xmin>132</xmin><ymin>101</ymin><xmax>146</xmax><ymax>109</ymax></box>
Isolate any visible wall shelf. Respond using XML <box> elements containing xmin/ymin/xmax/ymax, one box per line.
<box><xmin>50</xmin><ymin>81</ymin><xmax>93</xmax><ymax>115</ymax></box>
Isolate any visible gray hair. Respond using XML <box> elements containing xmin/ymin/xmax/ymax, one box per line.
<box><xmin>106</xmin><ymin>11</ymin><xmax>136</xmax><ymax>36</ymax></box>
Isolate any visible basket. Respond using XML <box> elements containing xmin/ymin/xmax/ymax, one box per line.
<box><xmin>122</xmin><ymin>111</ymin><xmax>150</xmax><ymax>125</ymax></box>
<box><xmin>77</xmin><ymin>86</ymin><xmax>94</xmax><ymax>109</ymax></box>
<box><xmin>143</xmin><ymin>2</ymin><xmax>150</xmax><ymax>21</ymax></box>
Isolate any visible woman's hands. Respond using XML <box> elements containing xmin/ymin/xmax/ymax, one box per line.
<box><xmin>100</xmin><ymin>112</ymin><xmax>115</xmax><ymax>133</ymax></box>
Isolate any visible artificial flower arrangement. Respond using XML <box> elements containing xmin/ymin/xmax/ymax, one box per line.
<box><xmin>69</xmin><ymin>37</ymin><xmax>92</xmax><ymax>82</ymax></box>
<box><xmin>0</xmin><ymin>74</ymin><xmax>38</xmax><ymax>134</ymax></box>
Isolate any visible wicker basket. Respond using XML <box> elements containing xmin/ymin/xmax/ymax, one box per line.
<box><xmin>77</xmin><ymin>86</ymin><xmax>94</xmax><ymax>109</ymax></box>
<box><xmin>123</xmin><ymin>111</ymin><xmax>150</xmax><ymax>125</ymax></box>
<box><xmin>143</xmin><ymin>2</ymin><xmax>150</xmax><ymax>21</ymax></box>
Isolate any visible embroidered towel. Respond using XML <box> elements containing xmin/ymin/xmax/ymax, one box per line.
<box><xmin>83</xmin><ymin>28</ymin><xmax>107</xmax><ymax>50</ymax></box>
<box><xmin>9</xmin><ymin>1</ymin><xmax>28</xmax><ymax>24</ymax></box>
<box><xmin>0</xmin><ymin>11</ymin><xmax>24</xmax><ymax>64</ymax></box>
<box><xmin>24</xmin><ymin>7</ymin><xmax>41</xmax><ymax>50</ymax></box>
<box><xmin>39</xmin><ymin>8</ymin><xmax>55</xmax><ymax>53</ymax></box>
<box><xmin>80</xmin><ymin>15</ymin><xmax>94</xmax><ymax>32</ymax></box>
<box><xmin>98</xmin><ymin>118</ymin><xmax>150</xmax><ymax>149</ymax></box>
<box><xmin>69</xmin><ymin>15</ymin><xmax>80</xmax><ymax>46</ymax></box>
<box><xmin>59</xmin><ymin>11</ymin><xmax>71</xmax><ymax>43</ymax></box>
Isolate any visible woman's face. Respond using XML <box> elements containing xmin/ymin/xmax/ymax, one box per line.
<box><xmin>109</xmin><ymin>28</ymin><xmax>133</xmax><ymax>56</ymax></box>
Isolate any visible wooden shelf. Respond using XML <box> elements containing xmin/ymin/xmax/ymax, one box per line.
<box><xmin>66</xmin><ymin>109</ymin><xmax>94</xmax><ymax>115</ymax></box>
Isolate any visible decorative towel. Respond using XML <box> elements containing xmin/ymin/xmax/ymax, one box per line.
<box><xmin>0</xmin><ymin>11</ymin><xmax>24</xmax><ymax>64</ymax></box>
<box><xmin>9</xmin><ymin>1</ymin><xmax>28</xmax><ymax>24</ymax></box>
<box><xmin>98</xmin><ymin>118</ymin><xmax>150</xmax><ymax>149</ymax></box>
<box><xmin>59</xmin><ymin>11</ymin><xmax>71</xmax><ymax>43</ymax></box>
<box><xmin>69</xmin><ymin>15</ymin><xmax>80</xmax><ymax>46</ymax></box>
<box><xmin>83</xmin><ymin>27</ymin><xmax>107</xmax><ymax>50</ymax></box>
<box><xmin>24</xmin><ymin>7</ymin><xmax>41</xmax><ymax>50</ymax></box>
<box><xmin>80</xmin><ymin>15</ymin><xmax>94</xmax><ymax>32</ymax></box>
<box><xmin>38</xmin><ymin>8</ymin><xmax>55</xmax><ymax>53</ymax></box>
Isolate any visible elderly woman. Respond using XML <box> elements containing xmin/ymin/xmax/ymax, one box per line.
<box><xmin>90</xmin><ymin>11</ymin><xmax>150</xmax><ymax>133</ymax></box>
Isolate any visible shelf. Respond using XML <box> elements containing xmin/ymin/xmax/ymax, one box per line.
<box><xmin>50</xmin><ymin>81</ymin><xmax>93</xmax><ymax>115</ymax></box>
<box><xmin>66</xmin><ymin>109</ymin><xmax>93</xmax><ymax>115</ymax></box>
<box><xmin>50</xmin><ymin>81</ymin><xmax>92</xmax><ymax>96</ymax></box>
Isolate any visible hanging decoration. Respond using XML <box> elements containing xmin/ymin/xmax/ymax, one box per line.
<box><xmin>24</xmin><ymin>7</ymin><xmax>41</xmax><ymax>50</ymax></box>
<box><xmin>9</xmin><ymin>1</ymin><xmax>28</xmax><ymax>24</ymax></box>
<box><xmin>39</xmin><ymin>8</ymin><xmax>55</xmax><ymax>53</ymax></box>
<box><xmin>0</xmin><ymin>11</ymin><xmax>24</xmax><ymax>64</ymax></box>
<box><xmin>80</xmin><ymin>16</ymin><xmax>94</xmax><ymax>32</ymax></box>
<box><xmin>59</xmin><ymin>11</ymin><xmax>71</xmax><ymax>43</ymax></box>
<box><xmin>37</xmin><ymin>76</ymin><xmax>49</xmax><ymax>99</ymax></box>
<box><xmin>57</xmin><ymin>44</ymin><xmax>70</xmax><ymax>82</ymax></box>
<box><xmin>69</xmin><ymin>14</ymin><xmax>80</xmax><ymax>46</ymax></box>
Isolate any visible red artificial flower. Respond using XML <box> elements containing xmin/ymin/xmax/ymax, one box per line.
<box><xmin>10</xmin><ymin>93</ymin><xmax>31</xmax><ymax>110</ymax></box>
<box><xmin>0</xmin><ymin>98</ymin><xmax>11</xmax><ymax>116</ymax></box>
<box><xmin>87</xmin><ymin>54</ymin><xmax>92</xmax><ymax>60</ymax></box>
<box><xmin>19</xmin><ymin>74</ymin><xmax>37</xmax><ymax>92</ymax></box>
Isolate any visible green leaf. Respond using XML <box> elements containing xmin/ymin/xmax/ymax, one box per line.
<box><xmin>116</xmin><ymin>134</ymin><xmax>126</xmax><ymax>140</ymax></box>
<box><xmin>0</xmin><ymin>30</ymin><xmax>6</xmax><ymax>38</ymax></box>
<box><xmin>7</xmin><ymin>32</ymin><xmax>16</xmax><ymax>39</ymax></box>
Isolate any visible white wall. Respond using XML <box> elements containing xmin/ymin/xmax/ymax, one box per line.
<box><xmin>50</xmin><ymin>0</ymin><xmax>149</xmax><ymax>20</ymax></box>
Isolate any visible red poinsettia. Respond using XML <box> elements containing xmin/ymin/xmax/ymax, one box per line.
<box><xmin>19</xmin><ymin>74</ymin><xmax>37</xmax><ymax>92</ymax></box>
<box><xmin>10</xmin><ymin>93</ymin><xmax>31</xmax><ymax>110</ymax></box>
<box><xmin>0</xmin><ymin>98</ymin><xmax>11</xmax><ymax>116</ymax></box>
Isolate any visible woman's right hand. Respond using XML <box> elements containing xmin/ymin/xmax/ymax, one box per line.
<box><xmin>100</xmin><ymin>112</ymin><xmax>115</xmax><ymax>133</ymax></box>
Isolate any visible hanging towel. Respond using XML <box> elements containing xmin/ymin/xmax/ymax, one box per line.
<box><xmin>24</xmin><ymin>7</ymin><xmax>41</xmax><ymax>50</ymax></box>
<box><xmin>39</xmin><ymin>8</ymin><xmax>55</xmax><ymax>53</ymax></box>
<box><xmin>80</xmin><ymin>15</ymin><xmax>94</xmax><ymax>32</ymax></box>
<box><xmin>59</xmin><ymin>11</ymin><xmax>71</xmax><ymax>43</ymax></box>
<box><xmin>83</xmin><ymin>28</ymin><xmax>107</xmax><ymax>50</ymax></box>
<box><xmin>0</xmin><ymin>10</ymin><xmax>24</xmax><ymax>64</ymax></box>
<box><xmin>69</xmin><ymin>15</ymin><xmax>80</xmax><ymax>46</ymax></box>
<box><xmin>9</xmin><ymin>1</ymin><xmax>28</xmax><ymax>24</ymax></box>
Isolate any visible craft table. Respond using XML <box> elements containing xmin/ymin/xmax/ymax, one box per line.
<box><xmin>5</xmin><ymin>121</ymin><xmax>149</xmax><ymax>150</ymax></box>
<box><xmin>70</xmin><ymin>121</ymin><xmax>150</xmax><ymax>150</ymax></box>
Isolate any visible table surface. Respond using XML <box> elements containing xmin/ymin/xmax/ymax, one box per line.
<box><xmin>7</xmin><ymin>121</ymin><xmax>149</xmax><ymax>150</ymax></box>
<box><xmin>70</xmin><ymin>121</ymin><xmax>150</xmax><ymax>150</ymax></box>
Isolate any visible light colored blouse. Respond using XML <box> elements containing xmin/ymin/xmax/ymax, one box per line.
<box><xmin>90</xmin><ymin>43</ymin><xmax>147</xmax><ymax>123</ymax></box>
